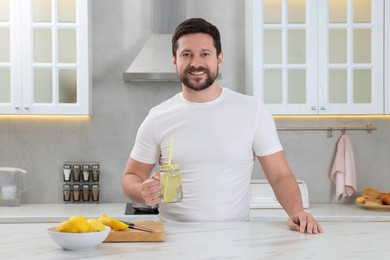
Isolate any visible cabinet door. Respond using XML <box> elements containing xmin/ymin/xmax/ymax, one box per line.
<box><xmin>0</xmin><ymin>0</ymin><xmax>91</xmax><ymax>115</ymax></box>
<box><xmin>22</xmin><ymin>0</ymin><xmax>91</xmax><ymax>115</ymax></box>
<box><xmin>317</xmin><ymin>0</ymin><xmax>383</xmax><ymax>114</ymax></box>
<box><xmin>246</xmin><ymin>0</ymin><xmax>318</xmax><ymax>115</ymax></box>
<box><xmin>0</xmin><ymin>0</ymin><xmax>23</xmax><ymax>114</ymax></box>
<box><xmin>246</xmin><ymin>0</ymin><xmax>384</xmax><ymax>115</ymax></box>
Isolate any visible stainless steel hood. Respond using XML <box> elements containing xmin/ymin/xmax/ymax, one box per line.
<box><xmin>122</xmin><ymin>34</ymin><xmax>178</xmax><ymax>81</ymax></box>
<box><xmin>122</xmin><ymin>0</ymin><xmax>186</xmax><ymax>81</ymax></box>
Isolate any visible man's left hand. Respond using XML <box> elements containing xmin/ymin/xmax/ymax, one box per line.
<box><xmin>287</xmin><ymin>211</ymin><xmax>323</xmax><ymax>234</ymax></box>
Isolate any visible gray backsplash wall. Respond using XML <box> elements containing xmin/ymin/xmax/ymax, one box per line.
<box><xmin>1</xmin><ymin>0</ymin><xmax>389</xmax><ymax>204</ymax></box>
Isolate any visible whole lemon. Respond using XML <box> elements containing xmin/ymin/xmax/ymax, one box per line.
<box><xmin>55</xmin><ymin>220</ymin><xmax>78</xmax><ymax>233</ymax></box>
<box><xmin>87</xmin><ymin>219</ymin><xmax>106</xmax><ymax>232</ymax></box>
<box><xmin>68</xmin><ymin>215</ymin><xmax>89</xmax><ymax>233</ymax></box>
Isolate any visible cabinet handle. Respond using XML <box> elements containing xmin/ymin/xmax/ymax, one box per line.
<box><xmin>24</xmin><ymin>106</ymin><xmax>30</xmax><ymax>110</ymax></box>
<box><xmin>15</xmin><ymin>106</ymin><xmax>20</xmax><ymax>110</ymax></box>
<box><xmin>311</xmin><ymin>106</ymin><xmax>316</xmax><ymax>110</ymax></box>
<box><xmin>320</xmin><ymin>106</ymin><xmax>326</xmax><ymax>110</ymax></box>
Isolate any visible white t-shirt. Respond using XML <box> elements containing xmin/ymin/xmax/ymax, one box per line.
<box><xmin>130</xmin><ymin>88</ymin><xmax>283</xmax><ymax>222</ymax></box>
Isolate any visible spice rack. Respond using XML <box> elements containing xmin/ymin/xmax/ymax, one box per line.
<box><xmin>62</xmin><ymin>161</ymin><xmax>100</xmax><ymax>203</ymax></box>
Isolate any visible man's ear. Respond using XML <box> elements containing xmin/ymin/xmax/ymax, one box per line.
<box><xmin>172</xmin><ymin>55</ymin><xmax>177</xmax><ymax>66</ymax></box>
<box><xmin>217</xmin><ymin>51</ymin><xmax>224</xmax><ymax>69</ymax></box>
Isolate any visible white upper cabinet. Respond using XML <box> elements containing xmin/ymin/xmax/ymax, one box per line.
<box><xmin>246</xmin><ymin>0</ymin><xmax>384</xmax><ymax>115</ymax></box>
<box><xmin>0</xmin><ymin>0</ymin><xmax>91</xmax><ymax>115</ymax></box>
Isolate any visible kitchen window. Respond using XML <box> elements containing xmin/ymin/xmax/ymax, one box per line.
<box><xmin>0</xmin><ymin>0</ymin><xmax>91</xmax><ymax>115</ymax></box>
<box><xmin>245</xmin><ymin>0</ymin><xmax>385</xmax><ymax>115</ymax></box>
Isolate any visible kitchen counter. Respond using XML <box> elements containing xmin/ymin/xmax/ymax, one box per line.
<box><xmin>1</xmin><ymin>203</ymin><xmax>390</xmax><ymax>223</ymax></box>
<box><xmin>1</xmin><ymin>221</ymin><xmax>390</xmax><ymax>259</ymax></box>
<box><xmin>1</xmin><ymin>203</ymin><xmax>390</xmax><ymax>258</ymax></box>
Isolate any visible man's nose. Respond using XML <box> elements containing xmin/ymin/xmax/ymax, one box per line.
<box><xmin>190</xmin><ymin>55</ymin><xmax>203</xmax><ymax>68</ymax></box>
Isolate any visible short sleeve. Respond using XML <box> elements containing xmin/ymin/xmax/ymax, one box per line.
<box><xmin>252</xmin><ymin>102</ymin><xmax>283</xmax><ymax>157</ymax></box>
<box><xmin>130</xmin><ymin>113</ymin><xmax>161</xmax><ymax>164</ymax></box>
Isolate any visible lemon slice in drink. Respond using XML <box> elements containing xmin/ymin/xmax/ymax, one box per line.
<box><xmin>160</xmin><ymin>166</ymin><xmax>182</xmax><ymax>203</ymax></box>
<box><xmin>161</xmin><ymin>175</ymin><xmax>180</xmax><ymax>202</ymax></box>
<box><xmin>163</xmin><ymin>184</ymin><xmax>177</xmax><ymax>203</ymax></box>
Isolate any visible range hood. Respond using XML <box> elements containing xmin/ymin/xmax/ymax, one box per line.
<box><xmin>122</xmin><ymin>34</ymin><xmax>177</xmax><ymax>81</ymax></box>
<box><xmin>122</xmin><ymin>0</ymin><xmax>186</xmax><ymax>82</ymax></box>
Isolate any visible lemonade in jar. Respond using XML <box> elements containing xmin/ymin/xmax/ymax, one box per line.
<box><xmin>159</xmin><ymin>164</ymin><xmax>182</xmax><ymax>203</ymax></box>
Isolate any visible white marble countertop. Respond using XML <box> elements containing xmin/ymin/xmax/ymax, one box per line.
<box><xmin>1</xmin><ymin>203</ymin><xmax>390</xmax><ymax>223</ymax></box>
<box><xmin>0</xmin><ymin>203</ymin><xmax>158</xmax><ymax>223</ymax></box>
<box><xmin>1</xmin><ymin>221</ymin><xmax>390</xmax><ymax>259</ymax></box>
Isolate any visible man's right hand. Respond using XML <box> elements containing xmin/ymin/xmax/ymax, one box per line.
<box><xmin>141</xmin><ymin>172</ymin><xmax>161</xmax><ymax>206</ymax></box>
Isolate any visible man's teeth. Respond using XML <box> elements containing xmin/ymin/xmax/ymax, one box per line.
<box><xmin>190</xmin><ymin>71</ymin><xmax>205</xmax><ymax>75</ymax></box>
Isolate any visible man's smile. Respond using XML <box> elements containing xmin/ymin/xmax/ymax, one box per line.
<box><xmin>189</xmin><ymin>70</ymin><xmax>206</xmax><ymax>75</ymax></box>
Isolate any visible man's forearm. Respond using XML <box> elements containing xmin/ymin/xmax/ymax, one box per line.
<box><xmin>271</xmin><ymin>174</ymin><xmax>304</xmax><ymax>216</ymax></box>
<box><xmin>121</xmin><ymin>173</ymin><xmax>145</xmax><ymax>203</ymax></box>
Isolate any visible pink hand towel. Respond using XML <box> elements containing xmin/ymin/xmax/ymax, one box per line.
<box><xmin>330</xmin><ymin>134</ymin><xmax>357</xmax><ymax>200</ymax></box>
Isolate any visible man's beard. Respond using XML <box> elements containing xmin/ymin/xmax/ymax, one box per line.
<box><xmin>179</xmin><ymin>66</ymin><xmax>218</xmax><ymax>91</ymax></box>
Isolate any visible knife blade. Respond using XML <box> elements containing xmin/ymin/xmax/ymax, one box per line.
<box><xmin>120</xmin><ymin>221</ymin><xmax>154</xmax><ymax>233</ymax></box>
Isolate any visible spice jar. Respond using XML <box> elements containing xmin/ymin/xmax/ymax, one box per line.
<box><xmin>72</xmin><ymin>165</ymin><xmax>81</xmax><ymax>182</ymax></box>
<box><xmin>159</xmin><ymin>164</ymin><xmax>182</xmax><ymax>203</ymax></box>
<box><xmin>82</xmin><ymin>184</ymin><xmax>90</xmax><ymax>201</ymax></box>
<box><xmin>91</xmin><ymin>184</ymin><xmax>100</xmax><ymax>201</ymax></box>
<box><xmin>72</xmin><ymin>184</ymin><xmax>81</xmax><ymax>201</ymax></box>
<box><xmin>92</xmin><ymin>164</ymin><xmax>100</xmax><ymax>182</ymax></box>
<box><xmin>63</xmin><ymin>164</ymin><xmax>72</xmax><ymax>182</ymax></box>
<box><xmin>63</xmin><ymin>184</ymin><xmax>71</xmax><ymax>202</ymax></box>
<box><xmin>82</xmin><ymin>164</ymin><xmax>90</xmax><ymax>182</ymax></box>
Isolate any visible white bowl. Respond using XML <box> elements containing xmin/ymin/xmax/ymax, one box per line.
<box><xmin>48</xmin><ymin>226</ymin><xmax>111</xmax><ymax>250</ymax></box>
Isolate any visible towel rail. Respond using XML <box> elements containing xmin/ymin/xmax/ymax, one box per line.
<box><xmin>276</xmin><ymin>123</ymin><xmax>376</xmax><ymax>137</ymax></box>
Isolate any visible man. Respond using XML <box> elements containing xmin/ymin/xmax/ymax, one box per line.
<box><xmin>122</xmin><ymin>18</ymin><xmax>322</xmax><ymax>234</ymax></box>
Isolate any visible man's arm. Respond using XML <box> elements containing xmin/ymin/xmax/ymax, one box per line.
<box><xmin>121</xmin><ymin>157</ymin><xmax>160</xmax><ymax>206</ymax></box>
<box><xmin>258</xmin><ymin>151</ymin><xmax>303</xmax><ymax>215</ymax></box>
<box><xmin>258</xmin><ymin>151</ymin><xmax>322</xmax><ymax>234</ymax></box>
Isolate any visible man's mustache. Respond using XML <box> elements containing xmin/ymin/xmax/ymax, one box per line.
<box><xmin>185</xmin><ymin>66</ymin><xmax>209</xmax><ymax>74</ymax></box>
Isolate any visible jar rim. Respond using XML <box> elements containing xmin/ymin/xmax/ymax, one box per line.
<box><xmin>160</xmin><ymin>164</ymin><xmax>180</xmax><ymax>171</ymax></box>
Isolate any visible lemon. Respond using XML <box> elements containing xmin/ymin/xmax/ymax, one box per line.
<box><xmin>56</xmin><ymin>214</ymin><xmax>125</xmax><ymax>233</ymax></box>
<box><xmin>55</xmin><ymin>220</ymin><xmax>78</xmax><ymax>233</ymax></box>
<box><xmin>162</xmin><ymin>184</ymin><xmax>177</xmax><ymax>203</ymax></box>
<box><xmin>68</xmin><ymin>215</ymin><xmax>89</xmax><ymax>233</ymax></box>
<box><xmin>87</xmin><ymin>219</ymin><xmax>106</xmax><ymax>232</ymax></box>
<box><xmin>98</xmin><ymin>214</ymin><xmax>128</xmax><ymax>231</ymax></box>
<box><xmin>97</xmin><ymin>216</ymin><xmax>111</xmax><ymax>228</ymax></box>
<box><xmin>56</xmin><ymin>215</ymin><xmax>105</xmax><ymax>233</ymax></box>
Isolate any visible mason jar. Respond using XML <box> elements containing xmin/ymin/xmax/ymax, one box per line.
<box><xmin>159</xmin><ymin>164</ymin><xmax>182</xmax><ymax>203</ymax></box>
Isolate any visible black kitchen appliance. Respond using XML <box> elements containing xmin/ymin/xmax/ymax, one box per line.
<box><xmin>125</xmin><ymin>203</ymin><xmax>159</xmax><ymax>215</ymax></box>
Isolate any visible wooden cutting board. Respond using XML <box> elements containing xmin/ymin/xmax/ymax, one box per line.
<box><xmin>104</xmin><ymin>221</ymin><xmax>164</xmax><ymax>242</ymax></box>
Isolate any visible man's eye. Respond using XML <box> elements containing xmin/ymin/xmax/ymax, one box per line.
<box><xmin>182</xmin><ymin>53</ymin><xmax>192</xmax><ymax>57</ymax></box>
<box><xmin>201</xmin><ymin>52</ymin><xmax>210</xmax><ymax>57</ymax></box>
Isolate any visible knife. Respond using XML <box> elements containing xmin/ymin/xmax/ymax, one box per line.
<box><xmin>120</xmin><ymin>221</ymin><xmax>154</xmax><ymax>233</ymax></box>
